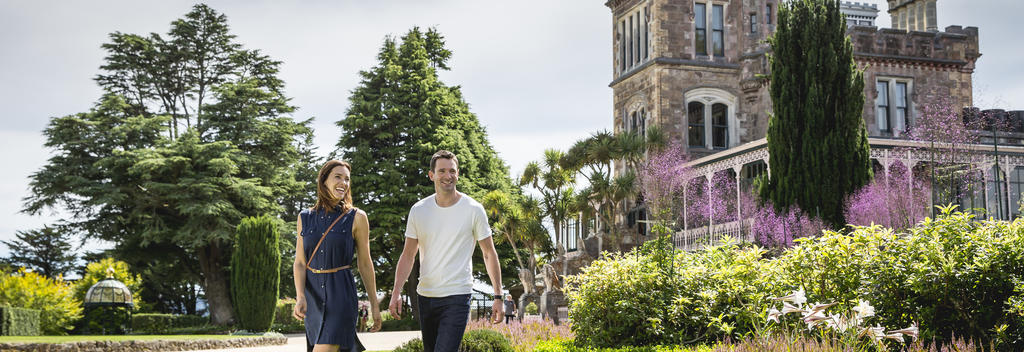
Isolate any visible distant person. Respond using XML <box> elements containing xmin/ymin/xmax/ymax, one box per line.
<box><xmin>293</xmin><ymin>160</ymin><xmax>382</xmax><ymax>352</ymax></box>
<box><xmin>503</xmin><ymin>294</ymin><xmax>517</xmax><ymax>324</ymax></box>
<box><xmin>358</xmin><ymin>303</ymin><xmax>368</xmax><ymax>332</ymax></box>
<box><xmin>389</xmin><ymin>150</ymin><xmax>504</xmax><ymax>352</ymax></box>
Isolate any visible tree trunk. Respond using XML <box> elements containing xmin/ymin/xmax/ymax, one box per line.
<box><xmin>407</xmin><ymin>261</ymin><xmax>421</xmax><ymax>323</ymax></box>
<box><xmin>197</xmin><ymin>243</ymin><xmax>235</xmax><ymax>325</ymax></box>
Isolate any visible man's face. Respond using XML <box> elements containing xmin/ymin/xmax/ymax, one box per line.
<box><xmin>429</xmin><ymin>158</ymin><xmax>459</xmax><ymax>193</ymax></box>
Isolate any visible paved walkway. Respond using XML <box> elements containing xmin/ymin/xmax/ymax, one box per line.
<box><xmin>183</xmin><ymin>331</ymin><xmax>421</xmax><ymax>352</ymax></box>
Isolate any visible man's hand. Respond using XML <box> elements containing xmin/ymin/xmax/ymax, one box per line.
<box><xmin>491</xmin><ymin>298</ymin><xmax>503</xmax><ymax>324</ymax></box>
<box><xmin>389</xmin><ymin>293</ymin><xmax>403</xmax><ymax>320</ymax></box>
<box><xmin>292</xmin><ymin>298</ymin><xmax>307</xmax><ymax>321</ymax></box>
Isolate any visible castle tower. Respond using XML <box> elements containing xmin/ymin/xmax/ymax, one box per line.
<box><xmin>887</xmin><ymin>0</ymin><xmax>938</xmax><ymax>31</ymax></box>
<box><xmin>841</xmin><ymin>1</ymin><xmax>880</xmax><ymax>27</ymax></box>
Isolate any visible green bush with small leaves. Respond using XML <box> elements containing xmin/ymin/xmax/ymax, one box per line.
<box><xmin>389</xmin><ymin>329</ymin><xmax>513</xmax><ymax>352</ymax></box>
<box><xmin>130</xmin><ymin>313</ymin><xmax>207</xmax><ymax>334</ymax></box>
<box><xmin>566</xmin><ymin>208</ymin><xmax>1024</xmax><ymax>349</ymax></box>
<box><xmin>0</xmin><ymin>306</ymin><xmax>40</xmax><ymax>336</ymax></box>
<box><xmin>0</xmin><ymin>268</ymin><xmax>81</xmax><ymax>335</ymax></box>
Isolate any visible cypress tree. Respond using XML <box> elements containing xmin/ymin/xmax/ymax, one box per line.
<box><xmin>230</xmin><ymin>215</ymin><xmax>280</xmax><ymax>331</ymax></box>
<box><xmin>761</xmin><ymin>0</ymin><xmax>872</xmax><ymax>228</ymax></box>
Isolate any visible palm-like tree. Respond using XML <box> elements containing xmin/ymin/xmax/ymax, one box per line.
<box><xmin>520</xmin><ymin>149</ymin><xmax>575</xmax><ymax>260</ymax></box>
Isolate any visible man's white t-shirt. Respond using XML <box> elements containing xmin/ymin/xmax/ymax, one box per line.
<box><xmin>405</xmin><ymin>192</ymin><xmax>492</xmax><ymax>297</ymax></box>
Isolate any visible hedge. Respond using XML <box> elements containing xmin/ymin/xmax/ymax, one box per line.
<box><xmin>0</xmin><ymin>306</ymin><xmax>40</xmax><ymax>336</ymax></box>
<box><xmin>130</xmin><ymin>313</ymin><xmax>207</xmax><ymax>334</ymax></box>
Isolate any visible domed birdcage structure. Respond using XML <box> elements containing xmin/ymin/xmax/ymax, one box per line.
<box><xmin>82</xmin><ymin>268</ymin><xmax>134</xmax><ymax>334</ymax></box>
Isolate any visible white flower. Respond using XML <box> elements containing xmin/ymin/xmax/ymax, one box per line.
<box><xmin>809</xmin><ymin>301</ymin><xmax>838</xmax><ymax>313</ymax></box>
<box><xmin>781</xmin><ymin>301</ymin><xmax>806</xmax><ymax>315</ymax></box>
<box><xmin>884</xmin><ymin>332</ymin><xmax>905</xmax><ymax>342</ymax></box>
<box><xmin>767</xmin><ymin>308</ymin><xmax>782</xmax><ymax>323</ymax></box>
<box><xmin>825</xmin><ymin>313</ymin><xmax>850</xmax><ymax>331</ymax></box>
<box><xmin>803</xmin><ymin>309</ymin><xmax>829</xmax><ymax>329</ymax></box>
<box><xmin>888</xmin><ymin>322</ymin><xmax>919</xmax><ymax>342</ymax></box>
<box><xmin>773</xmin><ymin>287</ymin><xmax>807</xmax><ymax>306</ymax></box>
<box><xmin>852</xmin><ymin>299</ymin><xmax>875</xmax><ymax>320</ymax></box>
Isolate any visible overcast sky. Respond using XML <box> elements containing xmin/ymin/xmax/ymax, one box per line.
<box><xmin>1</xmin><ymin>0</ymin><xmax>1021</xmax><ymax>257</ymax></box>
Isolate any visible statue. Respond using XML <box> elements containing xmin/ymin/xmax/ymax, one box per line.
<box><xmin>542</xmin><ymin>264</ymin><xmax>561</xmax><ymax>292</ymax></box>
<box><xmin>519</xmin><ymin>268</ymin><xmax>536</xmax><ymax>295</ymax></box>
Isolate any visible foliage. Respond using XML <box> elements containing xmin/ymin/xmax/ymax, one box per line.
<box><xmin>533</xmin><ymin>336</ymin><xmax>985</xmax><ymax>352</ymax></box>
<box><xmin>750</xmin><ymin>201</ymin><xmax>825</xmax><ymax>249</ymax></box>
<box><xmin>565</xmin><ymin>208</ymin><xmax>1024</xmax><ymax>349</ymax></box>
<box><xmin>78</xmin><ymin>306</ymin><xmax>130</xmax><ymax>335</ymax></box>
<box><xmin>22</xmin><ymin>4</ymin><xmax>315</xmax><ymax>324</ymax></box>
<box><xmin>844</xmin><ymin>165</ymin><xmax>931</xmax><ymax>232</ymax></box>
<box><xmin>762</xmin><ymin>0</ymin><xmax>872</xmax><ymax>228</ymax></box>
<box><xmin>482</xmin><ymin>190</ymin><xmax>551</xmax><ymax>289</ymax></box>
<box><xmin>335</xmin><ymin>26</ymin><xmax>518</xmax><ymax>302</ymax></box>
<box><xmin>466</xmin><ymin>319</ymin><xmax>574</xmax><ymax>352</ymax></box>
<box><xmin>380</xmin><ymin>313</ymin><xmax>420</xmax><ymax>331</ymax></box>
<box><xmin>0</xmin><ymin>226</ymin><xmax>77</xmax><ymax>279</ymax></box>
<box><xmin>0</xmin><ymin>268</ymin><xmax>82</xmax><ymax>335</ymax></box>
<box><xmin>130</xmin><ymin>313</ymin><xmax>208</xmax><ymax>334</ymax></box>
<box><xmin>230</xmin><ymin>215</ymin><xmax>281</xmax><ymax>332</ymax></box>
<box><xmin>73</xmin><ymin>258</ymin><xmax>144</xmax><ymax>309</ymax></box>
<box><xmin>270</xmin><ymin>298</ymin><xmax>304</xmax><ymax>333</ymax></box>
<box><xmin>460</xmin><ymin>328</ymin><xmax>514</xmax><ymax>352</ymax></box>
<box><xmin>524</xmin><ymin>302</ymin><xmax>538</xmax><ymax>315</ymax></box>
<box><xmin>637</xmin><ymin>142</ymin><xmax>689</xmax><ymax>225</ymax></box>
<box><xmin>0</xmin><ymin>306</ymin><xmax>40</xmax><ymax>336</ymax></box>
<box><xmin>391</xmin><ymin>337</ymin><xmax>424</xmax><ymax>352</ymax></box>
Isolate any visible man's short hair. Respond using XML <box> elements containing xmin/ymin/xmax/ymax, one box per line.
<box><xmin>430</xmin><ymin>150</ymin><xmax>458</xmax><ymax>171</ymax></box>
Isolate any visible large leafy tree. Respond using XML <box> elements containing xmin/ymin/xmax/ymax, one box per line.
<box><xmin>336</xmin><ymin>27</ymin><xmax>517</xmax><ymax>309</ymax></box>
<box><xmin>1</xmin><ymin>226</ymin><xmax>78</xmax><ymax>279</ymax></box>
<box><xmin>23</xmin><ymin>5</ymin><xmax>313</xmax><ymax>324</ymax></box>
<box><xmin>761</xmin><ymin>0</ymin><xmax>872</xmax><ymax>228</ymax></box>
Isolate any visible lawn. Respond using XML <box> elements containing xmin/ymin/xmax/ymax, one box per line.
<box><xmin>0</xmin><ymin>334</ymin><xmax>264</xmax><ymax>344</ymax></box>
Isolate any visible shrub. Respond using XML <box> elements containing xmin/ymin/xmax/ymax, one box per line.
<box><xmin>78</xmin><ymin>306</ymin><xmax>130</xmax><ymax>334</ymax></box>
<box><xmin>131</xmin><ymin>313</ymin><xmax>207</xmax><ymax>334</ymax></box>
<box><xmin>524</xmin><ymin>302</ymin><xmax>538</xmax><ymax>315</ymax></box>
<box><xmin>271</xmin><ymin>298</ymin><xmax>304</xmax><ymax>333</ymax></box>
<box><xmin>390</xmin><ymin>329</ymin><xmax>513</xmax><ymax>352</ymax></box>
<box><xmin>73</xmin><ymin>258</ymin><xmax>143</xmax><ymax>309</ymax></box>
<box><xmin>0</xmin><ymin>306</ymin><xmax>40</xmax><ymax>336</ymax></box>
<box><xmin>230</xmin><ymin>215</ymin><xmax>281</xmax><ymax>332</ymax></box>
<box><xmin>466</xmin><ymin>319</ymin><xmax>573</xmax><ymax>352</ymax></box>
<box><xmin>381</xmin><ymin>313</ymin><xmax>419</xmax><ymax>331</ymax></box>
<box><xmin>392</xmin><ymin>337</ymin><xmax>424</xmax><ymax>352</ymax></box>
<box><xmin>0</xmin><ymin>268</ymin><xmax>82</xmax><ymax>334</ymax></box>
<box><xmin>461</xmin><ymin>328</ymin><xmax>514</xmax><ymax>352</ymax></box>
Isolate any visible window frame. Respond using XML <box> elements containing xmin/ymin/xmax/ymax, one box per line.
<box><xmin>695</xmin><ymin>3</ymin><xmax>708</xmax><ymax>56</ymax></box>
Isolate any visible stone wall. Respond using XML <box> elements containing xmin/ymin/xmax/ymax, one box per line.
<box><xmin>0</xmin><ymin>336</ymin><xmax>287</xmax><ymax>352</ymax></box>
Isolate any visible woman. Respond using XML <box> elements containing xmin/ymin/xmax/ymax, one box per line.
<box><xmin>293</xmin><ymin>160</ymin><xmax>382</xmax><ymax>352</ymax></box>
<box><xmin>503</xmin><ymin>294</ymin><xmax>517</xmax><ymax>324</ymax></box>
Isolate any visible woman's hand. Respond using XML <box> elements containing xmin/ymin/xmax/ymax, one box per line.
<box><xmin>370</xmin><ymin>310</ymin><xmax>382</xmax><ymax>332</ymax></box>
<box><xmin>293</xmin><ymin>298</ymin><xmax>307</xmax><ymax>321</ymax></box>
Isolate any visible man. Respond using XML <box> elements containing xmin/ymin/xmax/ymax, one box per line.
<box><xmin>389</xmin><ymin>150</ymin><xmax>503</xmax><ymax>352</ymax></box>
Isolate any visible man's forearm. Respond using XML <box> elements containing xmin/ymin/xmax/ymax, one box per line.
<box><xmin>392</xmin><ymin>255</ymin><xmax>414</xmax><ymax>295</ymax></box>
<box><xmin>484</xmin><ymin>252</ymin><xmax>502</xmax><ymax>296</ymax></box>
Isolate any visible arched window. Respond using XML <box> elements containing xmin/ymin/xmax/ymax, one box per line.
<box><xmin>684</xmin><ymin>88</ymin><xmax>738</xmax><ymax>150</ymax></box>
<box><xmin>626</xmin><ymin>105</ymin><xmax>649</xmax><ymax>138</ymax></box>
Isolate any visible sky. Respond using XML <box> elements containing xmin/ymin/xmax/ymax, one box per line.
<box><xmin>1</xmin><ymin>0</ymin><xmax>1021</xmax><ymax>258</ymax></box>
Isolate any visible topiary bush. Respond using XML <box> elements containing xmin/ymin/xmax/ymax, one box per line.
<box><xmin>271</xmin><ymin>298</ymin><xmax>304</xmax><ymax>333</ymax></box>
<box><xmin>0</xmin><ymin>306</ymin><xmax>40</xmax><ymax>336</ymax></box>
<box><xmin>131</xmin><ymin>313</ymin><xmax>207</xmax><ymax>334</ymax></box>
<box><xmin>524</xmin><ymin>302</ymin><xmax>538</xmax><ymax>315</ymax></box>
<box><xmin>0</xmin><ymin>268</ymin><xmax>81</xmax><ymax>335</ymax></box>
<box><xmin>230</xmin><ymin>215</ymin><xmax>281</xmax><ymax>332</ymax></box>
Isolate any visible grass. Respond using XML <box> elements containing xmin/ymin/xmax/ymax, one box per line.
<box><xmin>0</xmin><ymin>334</ymin><xmax>265</xmax><ymax>344</ymax></box>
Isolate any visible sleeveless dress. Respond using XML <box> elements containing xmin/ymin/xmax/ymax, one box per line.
<box><xmin>300</xmin><ymin>207</ymin><xmax>364</xmax><ymax>352</ymax></box>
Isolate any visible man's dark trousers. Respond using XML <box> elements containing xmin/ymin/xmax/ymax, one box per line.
<box><xmin>417</xmin><ymin>294</ymin><xmax>471</xmax><ymax>352</ymax></box>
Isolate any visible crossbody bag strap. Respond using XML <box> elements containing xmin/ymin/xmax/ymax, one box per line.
<box><xmin>305</xmin><ymin>212</ymin><xmax>345</xmax><ymax>272</ymax></box>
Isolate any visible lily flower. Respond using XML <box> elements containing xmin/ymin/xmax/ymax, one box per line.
<box><xmin>888</xmin><ymin>322</ymin><xmax>919</xmax><ymax>342</ymax></box>
<box><xmin>809</xmin><ymin>302</ymin><xmax>838</xmax><ymax>313</ymax></box>
<box><xmin>852</xmin><ymin>299</ymin><xmax>875</xmax><ymax>320</ymax></box>
<box><xmin>767</xmin><ymin>308</ymin><xmax>782</xmax><ymax>323</ymax></box>
<box><xmin>772</xmin><ymin>287</ymin><xmax>807</xmax><ymax>305</ymax></box>
<box><xmin>781</xmin><ymin>301</ymin><xmax>806</xmax><ymax>315</ymax></box>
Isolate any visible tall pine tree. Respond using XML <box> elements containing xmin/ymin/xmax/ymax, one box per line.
<box><xmin>761</xmin><ymin>0</ymin><xmax>872</xmax><ymax>228</ymax></box>
<box><xmin>336</xmin><ymin>27</ymin><xmax>517</xmax><ymax>311</ymax></box>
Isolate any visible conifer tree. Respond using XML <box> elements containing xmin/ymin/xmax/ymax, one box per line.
<box><xmin>336</xmin><ymin>27</ymin><xmax>517</xmax><ymax>311</ymax></box>
<box><xmin>230</xmin><ymin>215</ymin><xmax>280</xmax><ymax>331</ymax></box>
<box><xmin>761</xmin><ymin>0</ymin><xmax>872</xmax><ymax>228</ymax></box>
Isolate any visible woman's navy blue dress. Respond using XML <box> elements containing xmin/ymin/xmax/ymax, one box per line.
<box><xmin>301</xmin><ymin>207</ymin><xmax>364</xmax><ymax>351</ymax></box>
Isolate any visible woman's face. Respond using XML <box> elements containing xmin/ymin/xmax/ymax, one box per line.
<box><xmin>324</xmin><ymin>165</ymin><xmax>350</xmax><ymax>201</ymax></box>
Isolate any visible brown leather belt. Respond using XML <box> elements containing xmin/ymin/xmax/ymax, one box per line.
<box><xmin>304</xmin><ymin>211</ymin><xmax>352</xmax><ymax>275</ymax></box>
<box><xmin>308</xmin><ymin>265</ymin><xmax>350</xmax><ymax>274</ymax></box>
